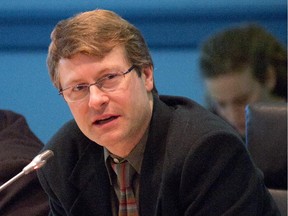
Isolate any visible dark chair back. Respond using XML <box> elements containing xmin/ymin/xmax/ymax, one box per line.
<box><xmin>245</xmin><ymin>102</ymin><xmax>287</xmax><ymax>216</ymax></box>
<box><xmin>245</xmin><ymin>102</ymin><xmax>287</xmax><ymax>189</ymax></box>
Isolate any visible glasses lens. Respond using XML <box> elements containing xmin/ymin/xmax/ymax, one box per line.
<box><xmin>100</xmin><ymin>73</ymin><xmax>124</xmax><ymax>92</ymax></box>
<box><xmin>64</xmin><ymin>85</ymin><xmax>89</xmax><ymax>102</ymax></box>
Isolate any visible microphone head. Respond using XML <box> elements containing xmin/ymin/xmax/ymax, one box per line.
<box><xmin>22</xmin><ymin>150</ymin><xmax>54</xmax><ymax>174</ymax></box>
<box><xmin>37</xmin><ymin>150</ymin><xmax>54</xmax><ymax>162</ymax></box>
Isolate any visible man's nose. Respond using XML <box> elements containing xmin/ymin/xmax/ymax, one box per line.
<box><xmin>88</xmin><ymin>85</ymin><xmax>109</xmax><ymax>109</ymax></box>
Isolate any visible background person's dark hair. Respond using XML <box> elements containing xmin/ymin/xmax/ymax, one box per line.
<box><xmin>200</xmin><ymin>23</ymin><xmax>287</xmax><ymax>99</ymax></box>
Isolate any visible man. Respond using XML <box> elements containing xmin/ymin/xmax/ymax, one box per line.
<box><xmin>0</xmin><ymin>110</ymin><xmax>49</xmax><ymax>216</ymax></box>
<box><xmin>37</xmin><ymin>10</ymin><xmax>280</xmax><ymax>215</ymax></box>
<box><xmin>199</xmin><ymin>24</ymin><xmax>287</xmax><ymax>138</ymax></box>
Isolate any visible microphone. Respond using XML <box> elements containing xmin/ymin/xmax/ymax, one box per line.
<box><xmin>0</xmin><ymin>150</ymin><xmax>54</xmax><ymax>192</ymax></box>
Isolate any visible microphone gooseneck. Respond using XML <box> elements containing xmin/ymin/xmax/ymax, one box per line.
<box><xmin>0</xmin><ymin>150</ymin><xmax>54</xmax><ymax>192</ymax></box>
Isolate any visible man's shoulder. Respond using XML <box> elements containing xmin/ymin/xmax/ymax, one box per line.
<box><xmin>158</xmin><ymin>95</ymin><xmax>242</xmax><ymax>143</ymax></box>
<box><xmin>159</xmin><ymin>95</ymin><xmax>221</xmax><ymax>123</ymax></box>
<box><xmin>45</xmin><ymin>119</ymin><xmax>92</xmax><ymax>152</ymax></box>
<box><xmin>40</xmin><ymin>119</ymin><xmax>101</xmax><ymax>180</ymax></box>
<box><xmin>159</xmin><ymin>95</ymin><xmax>211</xmax><ymax>116</ymax></box>
<box><xmin>43</xmin><ymin>119</ymin><xmax>98</xmax><ymax>169</ymax></box>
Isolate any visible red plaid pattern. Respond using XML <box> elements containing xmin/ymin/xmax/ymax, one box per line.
<box><xmin>111</xmin><ymin>161</ymin><xmax>139</xmax><ymax>216</ymax></box>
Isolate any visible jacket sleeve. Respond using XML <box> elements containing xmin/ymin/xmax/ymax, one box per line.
<box><xmin>178</xmin><ymin>132</ymin><xmax>280</xmax><ymax>215</ymax></box>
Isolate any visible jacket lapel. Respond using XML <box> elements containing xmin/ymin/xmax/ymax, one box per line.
<box><xmin>139</xmin><ymin>96</ymin><xmax>173</xmax><ymax>215</ymax></box>
<box><xmin>68</xmin><ymin>143</ymin><xmax>113</xmax><ymax>216</ymax></box>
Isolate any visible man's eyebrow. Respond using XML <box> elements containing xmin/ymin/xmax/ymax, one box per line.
<box><xmin>63</xmin><ymin>77</ymin><xmax>87</xmax><ymax>87</ymax></box>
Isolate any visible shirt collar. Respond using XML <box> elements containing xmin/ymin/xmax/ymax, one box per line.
<box><xmin>104</xmin><ymin>127</ymin><xmax>149</xmax><ymax>184</ymax></box>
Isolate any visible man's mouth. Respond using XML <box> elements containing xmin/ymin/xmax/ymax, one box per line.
<box><xmin>95</xmin><ymin>116</ymin><xmax>118</xmax><ymax>125</ymax></box>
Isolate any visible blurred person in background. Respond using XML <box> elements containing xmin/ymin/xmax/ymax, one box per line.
<box><xmin>0</xmin><ymin>110</ymin><xmax>49</xmax><ymax>216</ymax></box>
<box><xmin>199</xmin><ymin>24</ymin><xmax>287</xmax><ymax>138</ymax></box>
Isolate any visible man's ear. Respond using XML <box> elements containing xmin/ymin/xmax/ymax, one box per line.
<box><xmin>265</xmin><ymin>65</ymin><xmax>277</xmax><ymax>91</ymax></box>
<box><xmin>141</xmin><ymin>65</ymin><xmax>154</xmax><ymax>91</ymax></box>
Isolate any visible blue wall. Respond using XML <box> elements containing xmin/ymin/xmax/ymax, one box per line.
<box><xmin>1</xmin><ymin>0</ymin><xmax>286</xmax><ymax>143</ymax></box>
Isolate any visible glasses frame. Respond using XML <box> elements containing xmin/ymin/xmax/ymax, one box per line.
<box><xmin>58</xmin><ymin>65</ymin><xmax>136</xmax><ymax>102</ymax></box>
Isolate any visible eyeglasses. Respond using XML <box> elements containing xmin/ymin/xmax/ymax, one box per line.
<box><xmin>59</xmin><ymin>65</ymin><xmax>135</xmax><ymax>102</ymax></box>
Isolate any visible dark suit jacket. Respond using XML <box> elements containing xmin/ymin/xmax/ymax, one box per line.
<box><xmin>0</xmin><ymin>110</ymin><xmax>49</xmax><ymax>216</ymax></box>
<box><xmin>38</xmin><ymin>95</ymin><xmax>280</xmax><ymax>215</ymax></box>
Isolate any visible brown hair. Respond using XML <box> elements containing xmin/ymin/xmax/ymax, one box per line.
<box><xmin>200</xmin><ymin>24</ymin><xmax>287</xmax><ymax>99</ymax></box>
<box><xmin>47</xmin><ymin>9</ymin><xmax>155</xmax><ymax>92</ymax></box>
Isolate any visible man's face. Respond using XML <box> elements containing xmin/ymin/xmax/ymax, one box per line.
<box><xmin>58</xmin><ymin>45</ymin><xmax>154</xmax><ymax>156</ymax></box>
<box><xmin>205</xmin><ymin>68</ymin><xmax>271</xmax><ymax>136</ymax></box>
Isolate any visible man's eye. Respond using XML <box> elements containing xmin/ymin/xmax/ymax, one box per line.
<box><xmin>105</xmin><ymin>73</ymin><xmax>119</xmax><ymax>80</ymax></box>
<box><xmin>72</xmin><ymin>84</ymin><xmax>88</xmax><ymax>92</ymax></box>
